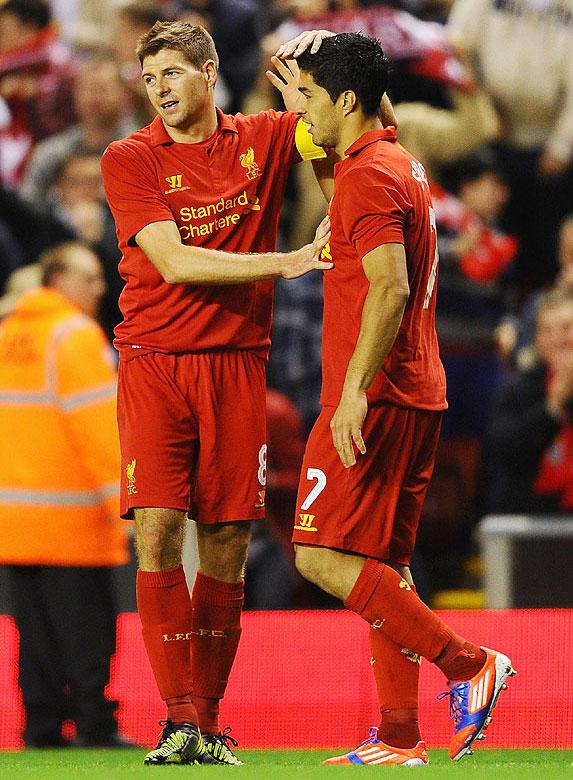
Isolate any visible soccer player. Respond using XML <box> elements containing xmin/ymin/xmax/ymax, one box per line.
<box><xmin>271</xmin><ymin>32</ymin><xmax>515</xmax><ymax>765</ymax></box>
<box><xmin>100</xmin><ymin>21</ymin><xmax>330</xmax><ymax>766</ymax></box>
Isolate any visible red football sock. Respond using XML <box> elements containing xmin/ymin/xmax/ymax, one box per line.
<box><xmin>136</xmin><ymin>565</ymin><xmax>198</xmax><ymax>725</ymax></box>
<box><xmin>370</xmin><ymin>614</ymin><xmax>421</xmax><ymax>748</ymax></box>
<box><xmin>434</xmin><ymin>639</ymin><xmax>487</xmax><ymax>681</ymax></box>
<box><xmin>190</xmin><ymin>572</ymin><xmax>244</xmax><ymax>735</ymax></box>
<box><xmin>165</xmin><ymin>694</ymin><xmax>197</xmax><ymax>726</ymax></box>
<box><xmin>345</xmin><ymin>559</ymin><xmax>484</xmax><ymax>679</ymax></box>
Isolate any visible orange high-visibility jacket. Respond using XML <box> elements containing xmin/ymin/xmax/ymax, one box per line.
<box><xmin>0</xmin><ymin>287</ymin><xmax>127</xmax><ymax>566</ymax></box>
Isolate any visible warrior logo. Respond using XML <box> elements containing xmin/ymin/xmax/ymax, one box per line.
<box><xmin>294</xmin><ymin>513</ymin><xmax>317</xmax><ymax>532</ymax></box>
<box><xmin>164</xmin><ymin>174</ymin><xmax>191</xmax><ymax>194</ymax></box>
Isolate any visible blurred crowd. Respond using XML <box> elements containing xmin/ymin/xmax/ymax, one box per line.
<box><xmin>2</xmin><ymin>0</ymin><xmax>573</xmax><ymax>607</ymax></box>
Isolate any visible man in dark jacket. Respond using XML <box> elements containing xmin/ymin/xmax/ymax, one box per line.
<box><xmin>487</xmin><ymin>290</ymin><xmax>573</xmax><ymax>513</ymax></box>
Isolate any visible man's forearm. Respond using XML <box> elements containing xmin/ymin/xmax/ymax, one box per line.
<box><xmin>135</xmin><ymin>218</ymin><xmax>331</xmax><ymax>284</ymax></box>
<box><xmin>165</xmin><ymin>244</ymin><xmax>286</xmax><ymax>285</ymax></box>
<box><xmin>342</xmin><ymin>284</ymin><xmax>408</xmax><ymax>395</ymax></box>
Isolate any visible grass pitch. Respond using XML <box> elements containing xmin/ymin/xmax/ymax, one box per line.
<box><xmin>0</xmin><ymin>748</ymin><xmax>572</xmax><ymax>779</ymax></box>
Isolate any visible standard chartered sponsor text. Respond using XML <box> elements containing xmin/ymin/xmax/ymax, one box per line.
<box><xmin>178</xmin><ymin>190</ymin><xmax>260</xmax><ymax>240</ymax></box>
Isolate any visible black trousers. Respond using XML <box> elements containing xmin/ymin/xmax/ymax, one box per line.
<box><xmin>6</xmin><ymin>565</ymin><xmax>119</xmax><ymax>745</ymax></box>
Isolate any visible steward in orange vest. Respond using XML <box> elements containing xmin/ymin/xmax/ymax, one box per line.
<box><xmin>0</xmin><ymin>254</ymin><xmax>126</xmax><ymax>566</ymax></box>
<box><xmin>0</xmin><ymin>243</ymin><xmax>130</xmax><ymax>748</ymax></box>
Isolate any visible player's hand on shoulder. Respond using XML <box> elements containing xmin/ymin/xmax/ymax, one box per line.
<box><xmin>275</xmin><ymin>29</ymin><xmax>336</xmax><ymax>60</ymax></box>
<box><xmin>281</xmin><ymin>215</ymin><xmax>332</xmax><ymax>279</ymax></box>
<box><xmin>330</xmin><ymin>390</ymin><xmax>368</xmax><ymax>468</ymax></box>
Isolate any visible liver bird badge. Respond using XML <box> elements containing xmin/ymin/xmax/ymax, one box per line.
<box><xmin>240</xmin><ymin>147</ymin><xmax>261</xmax><ymax>180</ymax></box>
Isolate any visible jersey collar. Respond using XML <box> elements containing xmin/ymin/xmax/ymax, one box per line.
<box><xmin>149</xmin><ymin>107</ymin><xmax>238</xmax><ymax>147</ymax></box>
<box><xmin>344</xmin><ymin>126</ymin><xmax>398</xmax><ymax>157</ymax></box>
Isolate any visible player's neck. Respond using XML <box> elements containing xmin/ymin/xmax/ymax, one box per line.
<box><xmin>336</xmin><ymin>115</ymin><xmax>383</xmax><ymax>158</ymax></box>
<box><xmin>162</xmin><ymin>104</ymin><xmax>218</xmax><ymax>144</ymax></box>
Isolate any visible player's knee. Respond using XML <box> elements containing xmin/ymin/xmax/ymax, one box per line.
<box><xmin>197</xmin><ymin>521</ymin><xmax>251</xmax><ymax>580</ymax></box>
<box><xmin>134</xmin><ymin>509</ymin><xmax>186</xmax><ymax>569</ymax></box>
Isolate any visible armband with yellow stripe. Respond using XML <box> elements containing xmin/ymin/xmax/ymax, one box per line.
<box><xmin>295</xmin><ymin>118</ymin><xmax>327</xmax><ymax>161</ymax></box>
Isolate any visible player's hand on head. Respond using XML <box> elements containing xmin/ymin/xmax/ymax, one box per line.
<box><xmin>266</xmin><ymin>57</ymin><xmax>305</xmax><ymax>113</ymax></box>
<box><xmin>330</xmin><ymin>390</ymin><xmax>368</xmax><ymax>468</ymax></box>
<box><xmin>281</xmin><ymin>216</ymin><xmax>333</xmax><ymax>279</ymax></box>
<box><xmin>275</xmin><ymin>29</ymin><xmax>336</xmax><ymax>60</ymax></box>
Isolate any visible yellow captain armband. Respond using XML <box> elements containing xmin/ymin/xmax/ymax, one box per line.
<box><xmin>295</xmin><ymin>118</ymin><xmax>327</xmax><ymax>161</ymax></box>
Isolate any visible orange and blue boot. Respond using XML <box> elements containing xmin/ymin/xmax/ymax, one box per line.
<box><xmin>439</xmin><ymin>647</ymin><xmax>516</xmax><ymax>761</ymax></box>
<box><xmin>323</xmin><ymin>727</ymin><xmax>429</xmax><ymax>766</ymax></box>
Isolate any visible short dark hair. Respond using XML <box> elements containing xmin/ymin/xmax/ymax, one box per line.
<box><xmin>136</xmin><ymin>21</ymin><xmax>218</xmax><ymax>69</ymax></box>
<box><xmin>0</xmin><ymin>0</ymin><xmax>51</xmax><ymax>29</ymax></box>
<box><xmin>297</xmin><ymin>33</ymin><xmax>389</xmax><ymax>117</ymax></box>
<box><xmin>445</xmin><ymin>148</ymin><xmax>506</xmax><ymax>194</ymax></box>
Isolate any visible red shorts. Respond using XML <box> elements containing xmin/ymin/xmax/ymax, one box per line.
<box><xmin>117</xmin><ymin>351</ymin><xmax>267</xmax><ymax>523</ymax></box>
<box><xmin>292</xmin><ymin>404</ymin><xmax>442</xmax><ymax>565</ymax></box>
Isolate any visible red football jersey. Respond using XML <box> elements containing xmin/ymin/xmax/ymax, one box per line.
<box><xmin>322</xmin><ymin>127</ymin><xmax>447</xmax><ymax>410</ymax></box>
<box><xmin>101</xmin><ymin>109</ymin><xmax>300</xmax><ymax>358</ymax></box>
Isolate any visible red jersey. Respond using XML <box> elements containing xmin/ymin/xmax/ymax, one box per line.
<box><xmin>101</xmin><ymin>109</ymin><xmax>300</xmax><ymax>358</ymax></box>
<box><xmin>322</xmin><ymin>127</ymin><xmax>447</xmax><ymax>410</ymax></box>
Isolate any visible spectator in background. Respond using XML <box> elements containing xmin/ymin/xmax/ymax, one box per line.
<box><xmin>432</xmin><ymin>149</ymin><xmax>515</xmax><ymax>438</ymax></box>
<box><xmin>21</xmin><ymin>54</ymin><xmax>138</xmax><ymax>205</ymax></box>
<box><xmin>448</xmin><ymin>0</ymin><xmax>573</xmax><ymax>290</ymax></box>
<box><xmin>46</xmin><ymin>151</ymin><xmax>123</xmax><ymax>342</ymax></box>
<box><xmin>0</xmin><ymin>242</ymin><xmax>130</xmax><ymax>748</ymax></box>
<box><xmin>0</xmin><ymin>183</ymin><xmax>74</xmax><ymax>291</ymax></box>
<box><xmin>49</xmin><ymin>152</ymin><xmax>111</xmax><ymax>244</ymax></box>
<box><xmin>487</xmin><ymin>290</ymin><xmax>573</xmax><ymax>514</ymax></box>
<box><xmin>497</xmin><ymin>214</ymin><xmax>573</xmax><ymax>370</ymax></box>
<box><xmin>0</xmin><ymin>0</ymin><xmax>76</xmax><ymax>186</ymax></box>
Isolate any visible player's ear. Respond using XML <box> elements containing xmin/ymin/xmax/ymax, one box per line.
<box><xmin>202</xmin><ymin>59</ymin><xmax>217</xmax><ymax>88</ymax></box>
<box><xmin>340</xmin><ymin>90</ymin><xmax>357</xmax><ymax>116</ymax></box>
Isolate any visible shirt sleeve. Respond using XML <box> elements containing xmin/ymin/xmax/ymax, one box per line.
<box><xmin>101</xmin><ymin>141</ymin><xmax>174</xmax><ymax>247</ymax></box>
<box><xmin>339</xmin><ymin>167</ymin><xmax>407</xmax><ymax>260</ymax></box>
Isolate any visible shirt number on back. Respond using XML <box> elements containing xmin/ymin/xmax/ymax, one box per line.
<box><xmin>424</xmin><ymin>206</ymin><xmax>439</xmax><ymax>309</ymax></box>
<box><xmin>301</xmin><ymin>468</ymin><xmax>327</xmax><ymax>510</ymax></box>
